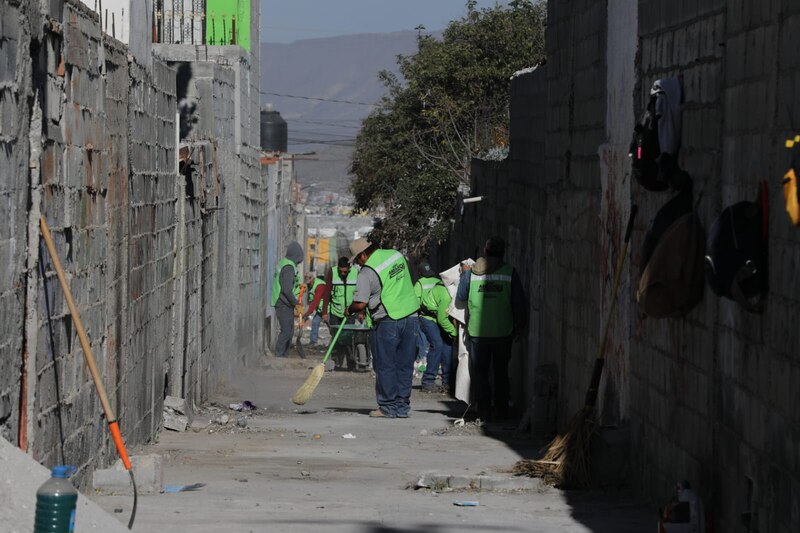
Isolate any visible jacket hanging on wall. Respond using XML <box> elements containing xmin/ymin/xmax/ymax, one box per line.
<box><xmin>636</xmin><ymin>179</ymin><xmax>705</xmax><ymax>318</ymax></box>
<box><xmin>629</xmin><ymin>77</ymin><xmax>686</xmax><ymax>192</ymax></box>
<box><xmin>705</xmin><ymin>181</ymin><xmax>769</xmax><ymax>313</ymax></box>
<box><xmin>783</xmin><ymin>135</ymin><xmax>800</xmax><ymax>226</ymax></box>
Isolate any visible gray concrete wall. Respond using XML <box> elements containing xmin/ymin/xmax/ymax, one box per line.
<box><xmin>0</xmin><ymin>0</ymin><xmax>35</xmax><ymax>446</ymax></box>
<box><xmin>446</xmin><ymin>0</ymin><xmax>800</xmax><ymax>530</ymax></box>
<box><xmin>0</xmin><ymin>0</ymin><xmax>275</xmax><ymax>489</ymax></box>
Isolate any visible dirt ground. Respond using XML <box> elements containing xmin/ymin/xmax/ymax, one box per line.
<box><xmin>90</xmin><ymin>349</ymin><xmax>656</xmax><ymax>532</ymax></box>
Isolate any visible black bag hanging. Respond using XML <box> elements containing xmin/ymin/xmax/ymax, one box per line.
<box><xmin>705</xmin><ymin>181</ymin><xmax>769</xmax><ymax>312</ymax></box>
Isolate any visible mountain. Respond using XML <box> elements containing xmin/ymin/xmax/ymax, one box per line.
<box><xmin>260</xmin><ymin>32</ymin><xmax>420</xmax><ymax>199</ymax></box>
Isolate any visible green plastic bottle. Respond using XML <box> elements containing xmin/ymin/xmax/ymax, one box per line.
<box><xmin>33</xmin><ymin>466</ymin><xmax>78</xmax><ymax>533</ymax></box>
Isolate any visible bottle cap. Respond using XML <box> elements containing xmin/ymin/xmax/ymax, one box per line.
<box><xmin>51</xmin><ymin>466</ymin><xmax>76</xmax><ymax>478</ymax></box>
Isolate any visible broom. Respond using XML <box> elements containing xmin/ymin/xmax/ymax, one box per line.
<box><xmin>291</xmin><ymin>317</ymin><xmax>348</xmax><ymax>405</ymax></box>
<box><xmin>515</xmin><ymin>206</ymin><xmax>637</xmax><ymax>488</ymax></box>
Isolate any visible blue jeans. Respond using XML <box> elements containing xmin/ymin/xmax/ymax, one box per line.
<box><xmin>309</xmin><ymin>312</ymin><xmax>323</xmax><ymax>344</ymax></box>
<box><xmin>416</xmin><ymin>320</ymin><xmax>429</xmax><ymax>359</ymax></box>
<box><xmin>469</xmin><ymin>337</ymin><xmax>512</xmax><ymax>417</ymax></box>
<box><xmin>420</xmin><ymin>318</ymin><xmax>451</xmax><ymax>387</ymax></box>
<box><xmin>372</xmin><ymin>316</ymin><xmax>418</xmax><ymax>417</ymax></box>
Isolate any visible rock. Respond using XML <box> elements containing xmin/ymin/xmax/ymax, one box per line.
<box><xmin>163</xmin><ymin>409</ymin><xmax>188</xmax><ymax>432</ymax></box>
<box><xmin>212</xmin><ymin>414</ymin><xmax>230</xmax><ymax>425</ymax></box>
<box><xmin>419</xmin><ymin>429</ymin><xmax>428</xmax><ymax>436</ymax></box>
<box><xmin>163</xmin><ymin>396</ymin><xmax>187</xmax><ymax>415</ymax></box>
<box><xmin>236</xmin><ymin>416</ymin><xmax>248</xmax><ymax>428</ymax></box>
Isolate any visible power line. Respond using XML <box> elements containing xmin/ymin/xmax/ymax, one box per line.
<box><xmin>261</xmin><ymin>90</ymin><xmax>377</xmax><ymax>107</ymax></box>
<box><xmin>288</xmin><ymin>118</ymin><xmax>363</xmax><ymax>129</ymax></box>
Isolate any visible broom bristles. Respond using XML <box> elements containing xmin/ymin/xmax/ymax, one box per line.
<box><xmin>291</xmin><ymin>363</ymin><xmax>325</xmax><ymax>405</ymax></box>
<box><xmin>512</xmin><ymin>406</ymin><xmax>597</xmax><ymax>488</ymax></box>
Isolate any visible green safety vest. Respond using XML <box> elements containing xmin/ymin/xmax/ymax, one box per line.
<box><xmin>271</xmin><ymin>258</ymin><xmax>301</xmax><ymax>307</ymax></box>
<box><xmin>329</xmin><ymin>268</ymin><xmax>359</xmax><ymax>318</ymax></box>
<box><xmin>414</xmin><ymin>276</ymin><xmax>441</xmax><ymax>305</ymax></box>
<box><xmin>306</xmin><ymin>277</ymin><xmax>324</xmax><ymax>312</ymax></box>
<box><xmin>467</xmin><ymin>264</ymin><xmax>513</xmax><ymax>338</ymax></box>
<box><xmin>420</xmin><ymin>282</ymin><xmax>451</xmax><ymax>327</ymax></box>
<box><xmin>363</xmin><ymin>249</ymin><xmax>419</xmax><ymax>320</ymax></box>
<box><xmin>418</xmin><ymin>278</ymin><xmax>444</xmax><ymax>322</ymax></box>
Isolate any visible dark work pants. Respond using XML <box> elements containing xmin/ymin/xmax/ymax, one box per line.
<box><xmin>468</xmin><ymin>336</ymin><xmax>512</xmax><ymax>417</ymax></box>
<box><xmin>275</xmin><ymin>305</ymin><xmax>295</xmax><ymax>357</ymax></box>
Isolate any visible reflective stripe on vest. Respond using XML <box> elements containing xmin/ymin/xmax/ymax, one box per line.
<box><xmin>414</xmin><ymin>277</ymin><xmax>441</xmax><ymax>305</ymax></box>
<box><xmin>271</xmin><ymin>258</ymin><xmax>300</xmax><ymax>306</ymax></box>
<box><xmin>364</xmin><ymin>250</ymin><xmax>419</xmax><ymax>320</ymax></box>
<box><xmin>329</xmin><ymin>268</ymin><xmax>358</xmax><ymax>318</ymax></box>
<box><xmin>467</xmin><ymin>264</ymin><xmax>513</xmax><ymax>337</ymax></box>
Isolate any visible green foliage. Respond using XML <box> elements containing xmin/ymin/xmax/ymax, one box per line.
<box><xmin>351</xmin><ymin>0</ymin><xmax>546</xmax><ymax>253</ymax></box>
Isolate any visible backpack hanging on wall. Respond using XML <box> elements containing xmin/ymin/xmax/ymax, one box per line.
<box><xmin>629</xmin><ymin>78</ymin><xmax>684</xmax><ymax>192</ymax></box>
<box><xmin>636</xmin><ymin>180</ymin><xmax>706</xmax><ymax>318</ymax></box>
<box><xmin>705</xmin><ymin>181</ymin><xmax>769</xmax><ymax>312</ymax></box>
<box><xmin>783</xmin><ymin>136</ymin><xmax>800</xmax><ymax>226</ymax></box>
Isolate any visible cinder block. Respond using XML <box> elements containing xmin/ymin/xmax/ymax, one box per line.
<box><xmin>94</xmin><ymin>454</ymin><xmax>164</xmax><ymax>494</ymax></box>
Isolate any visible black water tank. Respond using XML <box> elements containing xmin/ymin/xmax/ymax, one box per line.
<box><xmin>260</xmin><ymin>106</ymin><xmax>288</xmax><ymax>152</ymax></box>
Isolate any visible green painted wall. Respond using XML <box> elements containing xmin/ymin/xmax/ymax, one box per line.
<box><xmin>206</xmin><ymin>0</ymin><xmax>251</xmax><ymax>51</ymax></box>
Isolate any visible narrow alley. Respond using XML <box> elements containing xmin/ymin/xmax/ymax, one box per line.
<box><xmin>91</xmin><ymin>355</ymin><xmax>653</xmax><ymax>532</ymax></box>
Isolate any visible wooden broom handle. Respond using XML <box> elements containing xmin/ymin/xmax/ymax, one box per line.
<box><xmin>39</xmin><ymin>216</ymin><xmax>116</xmax><ymax>422</ymax></box>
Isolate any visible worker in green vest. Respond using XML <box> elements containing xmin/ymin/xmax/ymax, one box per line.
<box><xmin>417</xmin><ymin>262</ymin><xmax>457</xmax><ymax>394</ymax></box>
<box><xmin>323</xmin><ymin>256</ymin><xmax>370</xmax><ymax>369</ymax></box>
<box><xmin>302</xmin><ymin>271</ymin><xmax>326</xmax><ymax>348</ymax></box>
<box><xmin>456</xmin><ymin>236</ymin><xmax>527</xmax><ymax>422</ymax></box>
<box><xmin>348</xmin><ymin>238</ymin><xmax>419</xmax><ymax>418</ymax></box>
<box><xmin>271</xmin><ymin>241</ymin><xmax>304</xmax><ymax>357</ymax></box>
<box><xmin>413</xmin><ymin>263</ymin><xmax>440</xmax><ymax>360</ymax></box>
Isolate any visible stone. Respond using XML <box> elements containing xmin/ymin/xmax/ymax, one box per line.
<box><xmin>163</xmin><ymin>409</ymin><xmax>188</xmax><ymax>432</ymax></box>
<box><xmin>94</xmin><ymin>454</ymin><xmax>163</xmax><ymax>495</ymax></box>
<box><xmin>236</xmin><ymin>416</ymin><xmax>248</xmax><ymax>428</ymax></box>
<box><xmin>163</xmin><ymin>395</ymin><xmax>187</xmax><ymax>415</ymax></box>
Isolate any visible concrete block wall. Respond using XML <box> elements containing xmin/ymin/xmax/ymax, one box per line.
<box><xmin>630</xmin><ymin>0</ymin><xmax>727</xmax><ymax>520</ymax></box>
<box><xmin>446</xmin><ymin>0</ymin><xmax>800</xmax><ymax>530</ymax></box>
<box><xmin>1</xmin><ymin>0</ymin><xmax>273</xmax><ymax>488</ymax></box>
<box><xmin>0</xmin><ymin>0</ymin><xmax>33</xmax><ymax>446</ymax></box>
<box><xmin>33</xmin><ymin>0</ymin><xmax>123</xmax><ymax>477</ymax></box>
<box><xmin>633</xmin><ymin>1</ymin><xmax>800</xmax><ymax>531</ymax></box>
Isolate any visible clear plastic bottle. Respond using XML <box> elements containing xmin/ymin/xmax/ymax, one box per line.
<box><xmin>33</xmin><ymin>466</ymin><xmax>78</xmax><ymax>533</ymax></box>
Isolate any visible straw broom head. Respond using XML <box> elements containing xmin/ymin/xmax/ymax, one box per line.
<box><xmin>290</xmin><ymin>317</ymin><xmax>349</xmax><ymax>405</ymax></box>
<box><xmin>291</xmin><ymin>363</ymin><xmax>325</xmax><ymax>405</ymax></box>
<box><xmin>512</xmin><ymin>406</ymin><xmax>597</xmax><ymax>488</ymax></box>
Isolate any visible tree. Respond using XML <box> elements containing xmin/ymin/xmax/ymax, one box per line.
<box><xmin>351</xmin><ymin>0</ymin><xmax>546</xmax><ymax>254</ymax></box>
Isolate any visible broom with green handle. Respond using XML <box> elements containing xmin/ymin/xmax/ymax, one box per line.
<box><xmin>292</xmin><ymin>318</ymin><xmax>349</xmax><ymax>405</ymax></box>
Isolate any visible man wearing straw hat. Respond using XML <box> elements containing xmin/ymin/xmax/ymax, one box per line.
<box><xmin>347</xmin><ymin>238</ymin><xmax>419</xmax><ymax>418</ymax></box>
<box><xmin>457</xmin><ymin>236</ymin><xmax>527</xmax><ymax>422</ymax></box>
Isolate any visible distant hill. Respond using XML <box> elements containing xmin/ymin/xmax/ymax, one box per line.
<box><xmin>261</xmin><ymin>32</ymin><xmax>420</xmax><ymax>198</ymax></box>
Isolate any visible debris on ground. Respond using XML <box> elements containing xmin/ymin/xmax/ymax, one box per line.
<box><xmin>229</xmin><ymin>401</ymin><xmax>257</xmax><ymax>411</ymax></box>
<box><xmin>163</xmin><ymin>396</ymin><xmax>189</xmax><ymax>432</ymax></box>
<box><xmin>342</xmin><ymin>433</ymin><xmax>356</xmax><ymax>439</ymax></box>
<box><xmin>453</xmin><ymin>501</ymin><xmax>480</xmax><ymax>506</ymax></box>
<box><xmin>212</xmin><ymin>414</ymin><xmax>230</xmax><ymax>426</ymax></box>
<box><xmin>236</xmin><ymin>416</ymin><xmax>248</xmax><ymax>428</ymax></box>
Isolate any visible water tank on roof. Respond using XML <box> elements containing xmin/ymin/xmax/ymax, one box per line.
<box><xmin>260</xmin><ymin>104</ymin><xmax>288</xmax><ymax>153</ymax></box>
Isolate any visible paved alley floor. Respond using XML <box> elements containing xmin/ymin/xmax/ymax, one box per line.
<box><xmin>91</xmin><ymin>353</ymin><xmax>655</xmax><ymax>532</ymax></box>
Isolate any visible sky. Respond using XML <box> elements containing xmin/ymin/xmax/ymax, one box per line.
<box><xmin>261</xmin><ymin>0</ymin><xmax>510</xmax><ymax>43</ymax></box>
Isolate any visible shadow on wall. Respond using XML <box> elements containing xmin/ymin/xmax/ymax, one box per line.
<box><xmin>176</xmin><ymin>63</ymin><xmax>198</xmax><ymax>139</ymax></box>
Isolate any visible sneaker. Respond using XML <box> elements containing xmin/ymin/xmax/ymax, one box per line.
<box><xmin>369</xmin><ymin>409</ymin><xmax>395</xmax><ymax>418</ymax></box>
<box><xmin>396</xmin><ymin>412</ymin><xmax>409</xmax><ymax>418</ymax></box>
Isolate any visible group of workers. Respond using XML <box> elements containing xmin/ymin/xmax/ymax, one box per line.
<box><xmin>271</xmin><ymin>236</ymin><xmax>526</xmax><ymax>422</ymax></box>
